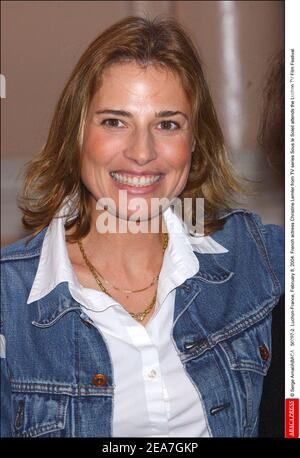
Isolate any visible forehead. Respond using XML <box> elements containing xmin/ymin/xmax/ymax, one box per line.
<box><xmin>92</xmin><ymin>61</ymin><xmax>191</xmax><ymax>111</ymax></box>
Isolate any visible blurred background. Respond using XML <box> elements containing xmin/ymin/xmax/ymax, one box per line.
<box><xmin>1</xmin><ymin>0</ymin><xmax>284</xmax><ymax>246</ymax></box>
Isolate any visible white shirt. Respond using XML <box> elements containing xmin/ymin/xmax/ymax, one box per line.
<box><xmin>27</xmin><ymin>202</ymin><xmax>227</xmax><ymax>437</ymax></box>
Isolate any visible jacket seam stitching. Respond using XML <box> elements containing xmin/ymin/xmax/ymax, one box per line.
<box><xmin>243</xmin><ymin>213</ymin><xmax>281</xmax><ymax>295</ymax></box>
<box><xmin>181</xmin><ymin>300</ymin><xmax>277</xmax><ymax>362</ymax></box>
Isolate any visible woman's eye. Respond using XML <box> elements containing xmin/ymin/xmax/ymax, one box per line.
<box><xmin>101</xmin><ymin>118</ymin><xmax>125</xmax><ymax>128</ymax></box>
<box><xmin>158</xmin><ymin>120</ymin><xmax>180</xmax><ymax>130</ymax></box>
<box><xmin>100</xmin><ymin>118</ymin><xmax>180</xmax><ymax>131</ymax></box>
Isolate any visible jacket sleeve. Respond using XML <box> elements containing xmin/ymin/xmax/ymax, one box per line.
<box><xmin>249</xmin><ymin>212</ymin><xmax>285</xmax><ymax>298</ymax></box>
<box><xmin>1</xmin><ymin>262</ymin><xmax>12</xmax><ymax>437</ymax></box>
<box><xmin>0</xmin><ymin>344</ymin><xmax>12</xmax><ymax>437</ymax></box>
<box><xmin>264</xmin><ymin>223</ymin><xmax>285</xmax><ymax>298</ymax></box>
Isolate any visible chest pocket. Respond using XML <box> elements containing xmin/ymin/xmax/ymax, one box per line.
<box><xmin>11</xmin><ymin>383</ymin><xmax>69</xmax><ymax>438</ymax></box>
<box><xmin>220</xmin><ymin>314</ymin><xmax>272</xmax><ymax>375</ymax></box>
<box><xmin>219</xmin><ymin>315</ymin><xmax>273</xmax><ymax>435</ymax></box>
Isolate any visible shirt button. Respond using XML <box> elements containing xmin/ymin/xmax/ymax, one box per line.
<box><xmin>259</xmin><ymin>344</ymin><xmax>270</xmax><ymax>361</ymax></box>
<box><xmin>148</xmin><ymin>369</ymin><xmax>157</xmax><ymax>379</ymax></box>
<box><xmin>92</xmin><ymin>373</ymin><xmax>108</xmax><ymax>387</ymax></box>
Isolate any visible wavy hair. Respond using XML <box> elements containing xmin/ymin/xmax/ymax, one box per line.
<box><xmin>258</xmin><ymin>50</ymin><xmax>284</xmax><ymax>181</ymax></box>
<box><xmin>18</xmin><ymin>15</ymin><xmax>242</xmax><ymax>242</ymax></box>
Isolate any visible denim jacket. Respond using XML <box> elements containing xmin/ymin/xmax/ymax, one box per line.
<box><xmin>0</xmin><ymin>209</ymin><xmax>284</xmax><ymax>437</ymax></box>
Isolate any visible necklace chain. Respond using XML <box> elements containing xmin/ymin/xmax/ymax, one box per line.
<box><xmin>77</xmin><ymin>232</ymin><xmax>168</xmax><ymax>322</ymax></box>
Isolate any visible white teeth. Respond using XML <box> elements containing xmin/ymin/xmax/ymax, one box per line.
<box><xmin>110</xmin><ymin>172</ymin><xmax>161</xmax><ymax>187</ymax></box>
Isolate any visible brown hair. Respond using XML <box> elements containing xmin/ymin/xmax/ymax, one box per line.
<box><xmin>258</xmin><ymin>50</ymin><xmax>284</xmax><ymax>181</ymax></box>
<box><xmin>18</xmin><ymin>15</ymin><xmax>242</xmax><ymax>242</ymax></box>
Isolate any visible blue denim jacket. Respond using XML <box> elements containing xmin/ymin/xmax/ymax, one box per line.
<box><xmin>0</xmin><ymin>209</ymin><xmax>284</xmax><ymax>437</ymax></box>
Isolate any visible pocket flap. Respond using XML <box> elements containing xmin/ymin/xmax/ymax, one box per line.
<box><xmin>220</xmin><ymin>316</ymin><xmax>272</xmax><ymax>375</ymax></box>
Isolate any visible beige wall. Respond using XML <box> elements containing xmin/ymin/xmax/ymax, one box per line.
<box><xmin>174</xmin><ymin>1</ymin><xmax>284</xmax><ymax>225</ymax></box>
<box><xmin>1</xmin><ymin>1</ymin><xmax>284</xmax><ymax>246</ymax></box>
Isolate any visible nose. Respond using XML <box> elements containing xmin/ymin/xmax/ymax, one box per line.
<box><xmin>124</xmin><ymin>130</ymin><xmax>157</xmax><ymax>165</ymax></box>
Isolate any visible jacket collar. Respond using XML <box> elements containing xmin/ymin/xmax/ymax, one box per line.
<box><xmin>32</xmin><ymin>260</ymin><xmax>234</xmax><ymax>329</ymax></box>
<box><xmin>23</xmin><ymin>201</ymin><xmax>230</xmax><ymax>326</ymax></box>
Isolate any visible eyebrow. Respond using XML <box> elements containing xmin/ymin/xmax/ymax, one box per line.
<box><xmin>94</xmin><ymin>109</ymin><xmax>188</xmax><ymax>120</ymax></box>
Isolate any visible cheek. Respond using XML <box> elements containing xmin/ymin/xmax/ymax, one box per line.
<box><xmin>165</xmin><ymin>144</ymin><xmax>192</xmax><ymax>172</ymax></box>
<box><xmin>82</xmin><ymin>127</ymin><xmax>123</xmax><ymax>164</ymax></box>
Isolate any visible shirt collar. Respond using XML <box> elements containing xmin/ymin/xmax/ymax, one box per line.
<box><xmin>27</xmin><ymin>201</ymin><xmax>228</xmax><ymax>307</ymax></box>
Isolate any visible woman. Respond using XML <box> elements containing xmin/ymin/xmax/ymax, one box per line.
<box><xmin>0</xmin><ymin>16</ymin><xmax>284</xmax><ymax>438</ymax></box>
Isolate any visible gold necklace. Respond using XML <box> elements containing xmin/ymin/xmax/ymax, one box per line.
<box><xmin>78</xmin><ymin>241</ymin><xmax>157</xmax><ymax>294</ymax></box>
<box><xmin>78</xmin><ymin>233</ymin><xmax>168</xmax><ymax>293</ymax></box>
<box><xmin>77</xmin><ymin>232</ymin><xmax>169</xmax><ymax>322</ymax></box>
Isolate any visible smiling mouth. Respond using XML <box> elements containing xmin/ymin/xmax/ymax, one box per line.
<box><xmin>109</xmin><ymin>171</ymin><xmax>162</xmax><ymax>187</ymax></box>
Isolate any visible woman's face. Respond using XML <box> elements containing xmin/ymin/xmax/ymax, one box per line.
<box><xmin>81</xmin><ymin>61</ymin><xmax>195</xmax><ymax>224</ymax></box>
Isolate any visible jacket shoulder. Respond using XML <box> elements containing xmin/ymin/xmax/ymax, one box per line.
<box><xmin>1</xmin><ymin>227</ymin><xmax>48</xmax><ymax>262</ymax></box>
<box><xmin>213</xmin><ymin>208</ymin><xmax>284</xmax><ymax>296</ymax></box>
<box><xmin>216</xmin><ymin>208</ymin><xmax>284</xmax><ymax>242</ymax></box>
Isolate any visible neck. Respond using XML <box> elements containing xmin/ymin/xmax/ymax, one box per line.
<box><xmin>77</xmin><ymin>204</ymin><xmax>167</xmax><ymax>274</ymax></box>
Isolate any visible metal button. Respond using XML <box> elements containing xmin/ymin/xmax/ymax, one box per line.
<box><xmin>259</xmin><ymin>344</ymin><xmax>270</xmax><ymax>361</ymax></box>
<box><xmin>92</xmin><ymin>373</ymin><xmax>108</xmax><ymax>387</ymax></box>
